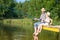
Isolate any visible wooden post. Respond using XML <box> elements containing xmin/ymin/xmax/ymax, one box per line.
<box><xmin>58</xmin><ymin>29</ymin><xmax>60</xmax><ymax>40</ymax></box>
<box><xmin>57</xmin><ymin>28</ymin><xmax>60</xmax><ymax>40</ymax></box>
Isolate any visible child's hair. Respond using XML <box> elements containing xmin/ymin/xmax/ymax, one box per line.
<box><xmin>46</xmin><ymin>12</ymin><xmax>50</xmax><ymax>16</ymax></box>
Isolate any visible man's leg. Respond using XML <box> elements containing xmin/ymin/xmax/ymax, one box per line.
<box><xmin>33</xmin><ymin>27</ymin><xmax>37</xmax><ymax>34</ymax></box>
<box><xmin>34</xmin><ymin>22</ymin><xmax>41</xmax><ymax>35</ymax></box>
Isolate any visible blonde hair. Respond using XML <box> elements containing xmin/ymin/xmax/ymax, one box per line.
<box><xmin>46</xmin><ymin>12</ymin><xmax>50</xmax><ymax>16</ymax></box>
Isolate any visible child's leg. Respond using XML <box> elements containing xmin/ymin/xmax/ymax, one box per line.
<box><xmin>38</xmin><ymin>23</ymin><xmax>48</xmax><ymax>33</ymax></box>
<box><xmin>38</xmin><ymin>24</ymin><xmax>43</xmax><ymax>33</ymax></box>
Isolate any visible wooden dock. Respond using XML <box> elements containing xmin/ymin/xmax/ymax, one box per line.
<box><xmin>42</xmin><ymin>26</ymin><xmax>60</xmax><ymax>32</ymax></box>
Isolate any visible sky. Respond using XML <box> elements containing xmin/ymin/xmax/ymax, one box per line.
<box><xmin>16</xmin><ymin>0</ymin><xmax>26</xmax><ymax>3</ymax></box>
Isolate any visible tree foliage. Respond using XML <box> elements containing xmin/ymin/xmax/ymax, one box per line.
<box><xmin>0</xmin><ymin>0</ymin><xmax>60</xmax><ymax>20</ymax></box>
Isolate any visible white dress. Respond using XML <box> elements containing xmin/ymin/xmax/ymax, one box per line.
<box><xmin>40</xmin><ymin>17</ymin><xmax>50</xmax><ymax>26</ymax></box>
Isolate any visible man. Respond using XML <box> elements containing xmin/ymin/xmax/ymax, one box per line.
<box><xmin>33</xmin><ymin>8</ymin><xmax>46</xmax><ymax>35</ymax></box>
<box><xmin>37</xmin><ymin>12</ymin><xmax>52</xmax><ymax>35</ymax></box>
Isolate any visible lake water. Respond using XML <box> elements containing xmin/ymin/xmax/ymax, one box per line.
<box><xmin>0</xmin><ymin>27</ymin><xmax>60</xmax><ymax>40</ymax></box>
<box><xmin>0</xmin><ymin>20</ymin><xmax>60</xmax><ymax>40</ymax></box>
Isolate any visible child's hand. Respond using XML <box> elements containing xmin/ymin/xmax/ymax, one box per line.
<box><xmin>50</xmin><ymin>19</ymin><xmax>53</xmax><ymax>25</ymax></box>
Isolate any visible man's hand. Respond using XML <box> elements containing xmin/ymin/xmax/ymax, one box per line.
<box><xmin>34</xmin><ymin>18</ymin><xmax>40</xmax><ymax>21</ymax></box>
<box><xmin>34</xmin><ymin>18</ymin><xmax>38</xmax><ymax>20</ymax></box>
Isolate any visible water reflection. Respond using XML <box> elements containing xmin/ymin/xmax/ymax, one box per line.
<box><xmin>0</xmin><ymin>20</ymin><xmax>58</xmax><ymax>40</ymax></box>
<box><xmin>33</xmin><ymin>35</ymin><xmax>38</xmax><ymax>40</ymax></box>
<box><xmin>0</xmin><ymin>25</ymin><xmax>33</xmax><ymax>40</ymax></box>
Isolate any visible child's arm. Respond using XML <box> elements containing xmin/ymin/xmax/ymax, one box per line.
<box><xmin>50</xmin><ymin>18</ymin><xmax>53</xmax><ymax>25</ymax></box>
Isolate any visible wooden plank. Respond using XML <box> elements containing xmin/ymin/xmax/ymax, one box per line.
<box><xmin>42</xmin><ymin>26</ymin><xmax>60</xmax><ymax>32</ymax></box>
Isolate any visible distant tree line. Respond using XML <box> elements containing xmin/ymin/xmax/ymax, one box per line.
<box><xmin>0</xmin><ymin>0</ymin><xmax>60</xmax><ymax>20</ymax></box>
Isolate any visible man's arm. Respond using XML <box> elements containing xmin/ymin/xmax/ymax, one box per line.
<box><xmin>34</xmin><ymin>18</ymin><xmax>40</xmax><ymax>21</ymax></box>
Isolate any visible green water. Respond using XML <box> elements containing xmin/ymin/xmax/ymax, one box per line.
<box><xmin>0</xmin><ymin>26</ymin><xmax>60</xmax><ymax>40</ymax></box>
<box><xmin>0</xmin><ymin>19</ymin><xmax>60</xmax><ymax>40</ymax></box>
<box><xmin>0</xmin><ymin>25</ymin><xmax>33</xmax><ymax>40</ymax></box>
